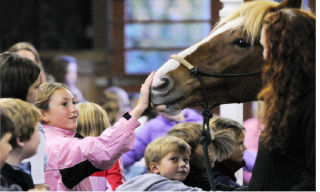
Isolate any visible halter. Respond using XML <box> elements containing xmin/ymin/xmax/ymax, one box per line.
<box><xmin>170</xmin><ymin>54</ymin><xmax>261</xmax><ymax>191</ymax></box>
<box><xmin>170</xmin><ymin>54</ymin><xmax>261</xmax><ymax>78</ymax></box>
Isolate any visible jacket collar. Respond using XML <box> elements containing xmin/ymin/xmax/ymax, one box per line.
<box><xmin>42</xmin><ymin>124</ymin><xmax>76</xmax><ymax>137</ymax></box>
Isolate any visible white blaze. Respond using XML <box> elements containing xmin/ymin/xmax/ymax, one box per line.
<box><xmin>152</xmin><ymin>17</ymin><xmax>243</xmax><ymax>87</ymax></box>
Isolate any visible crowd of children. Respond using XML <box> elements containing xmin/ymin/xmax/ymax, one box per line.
<box><xmin>0</xmin><ymin>4</ymin><xmax>315</xmax><ymax>191</ymax></box>
<box><xmin>0</xmin><ymin>49</ymin><xmax>248</xmax><ymax>191</ymax></box>
<box><xmin>0</xmin><ymin>50</ymin><xmax>155</xmax><ymax>190</ymax></box>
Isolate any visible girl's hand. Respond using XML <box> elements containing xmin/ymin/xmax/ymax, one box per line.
<box><xmin>130</xmin><ymin>71</ymin><xmax>155</xmax><ymax>119</ymax></box>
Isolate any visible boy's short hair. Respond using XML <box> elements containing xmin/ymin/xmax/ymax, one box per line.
<box><xmin>167</xmin><ymin>122</ymin><xmax>202</xmax><ymax>153</ymax></box>
<box><xmin>0</xmin><ymin>98</ymin><xmax>40</xmax><ymax>147</ymax></box>
<box><xmin>144</xmin><ymin>136</ymin><xmax>191</xmax><ymax>172</ymax></box>
<box><xmin>0</xmin><ymin>112</ymin><xmax>15</xmax><ymax>138</ymax></box>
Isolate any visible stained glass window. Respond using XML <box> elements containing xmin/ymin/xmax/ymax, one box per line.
<box><xmin>124</xmin><ymin>0</ymin><xmax>211</xmax><ymax>74</ymax></box>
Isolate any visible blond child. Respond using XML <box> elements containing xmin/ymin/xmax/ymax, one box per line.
<box><xmin>167</xmin><ymin>120</ymin><xmax>240</xmax><ymax>191</ymax></box>
<box><xmin>116</xmin><ymin>136</ymin><xmax>203</xmax><ymax>191</ymax></box>
<box><xmin>0</xmin><ymin>98</ymin><xmax>41</xmax><ymax>191</ymax></box>
<box><xmin>35</xmin><ymin>71</ymin><xmax>154</xmax><ymax>191</ymax></box>
<box><xmin>76</xmin><ymin>102</ymin><xmax>124</xmax><ymax>191</ymax></box>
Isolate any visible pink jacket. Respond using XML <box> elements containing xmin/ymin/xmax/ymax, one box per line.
<box><xmin>43</xmin><ymin>117</ymin><xmax>140</xmax><ymax>191</ymax></box>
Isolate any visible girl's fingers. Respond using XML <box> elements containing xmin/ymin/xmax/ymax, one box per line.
<box><xmin>140</xmin><ymin>71</ymin><xmax>155</xmax><ymax>94</ymax></box>
<box><xmin>131</xmin><ymin>72</ymin><xmax>156</xmax><ymax>118</ymax></box>
<box><xmin>144</xmin><ymin>71</ymin><xmax>155</xmax><ymax>86</ymax></box>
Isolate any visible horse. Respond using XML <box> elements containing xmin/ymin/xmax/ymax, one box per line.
<box><xmin>150</xmin><ymin>0</ymin><xmax>302</xmax><ymax>115</ymax></box>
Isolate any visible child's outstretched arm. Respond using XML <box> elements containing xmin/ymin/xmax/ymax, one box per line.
<box><xmin>130</xmin><ymin>71</ymin><xmax>155</xmax><ymax>119</ymax></box>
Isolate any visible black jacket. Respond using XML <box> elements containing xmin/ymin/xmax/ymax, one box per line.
<box><xmin>0</xmin><ymin>174</ymin><xmax>22</xmax><ymax>191</ymax></box>
<box><xmin>1</xmin><ymin>163</ymin><xmax>34</xmax><ymax>191</ymax></box>
<box><xmin>212</xmin><ymin>160</ymin><xmax>245</xmax><ymax>187</ymax></box>
<box><xmin>249</xmin><ymin>89</ymin><xmax>315</xmax><ymax>191</ymax></box>
<box><xmin>183</xmin><ymin>166</ymin><xmax>247</xmax><ymax>191</ymax></box>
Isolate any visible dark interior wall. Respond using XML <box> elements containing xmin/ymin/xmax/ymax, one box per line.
<box><xmin>0</xmin><ymin>0</ymin><xmax>92</xmax><ymax>51</ymax></box>
<box><xmin>0</xmin><ymin>0</ymin><xmax>39</xmax><ymax>50</ymax></box>
<box><xmin>0</xmin><ymin>0</ymin><xmax>106</xmax><ymax>103</ymax></box>
<box><xmin>38</xmin><ymin>0</ymin><xmax>92</xmax><ymax>50</ymax></box>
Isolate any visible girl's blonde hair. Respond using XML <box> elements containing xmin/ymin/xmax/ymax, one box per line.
<box><xmin>76</xmin><ymin>102</ymin><xmax>111</xmax><ymax>137</ymax></box>
<box><xmin>35</xmin><ymin>82</ymin><xmax>70</xmax><ymax>112</ymax></box>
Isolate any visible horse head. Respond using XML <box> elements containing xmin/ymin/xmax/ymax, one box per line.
<box><xmin>150</xmin><ymin>0</ymin><xmax>302</xmax><ymax>115</ymax></box>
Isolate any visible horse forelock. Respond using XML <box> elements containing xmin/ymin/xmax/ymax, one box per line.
<box><xmin>216</xmin><ymin>0</ymin><xmax>279</xmax><ymax>44</ymax></box>
<box><xmin>180</xmin><ymin>17</ymin><xmax>244</xmax><ymax>58</ymax></box>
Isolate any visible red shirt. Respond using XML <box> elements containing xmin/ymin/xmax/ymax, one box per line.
<box><xmin>91</xmin><ymin>159</ymin><xmax>125</xmax><ymax>191</ymax></box>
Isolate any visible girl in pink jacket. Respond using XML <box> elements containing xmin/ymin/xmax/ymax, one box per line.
<box><xmin>35</xmin><ymin>72</ymin><xmax>154</xmax><ymax>191</ymax></box>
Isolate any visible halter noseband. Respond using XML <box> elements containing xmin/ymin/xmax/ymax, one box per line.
<box><xmin>170</xmin><ymin>54</ymin><xmax>261</xmax><ymax>191</ymax></box>
<box><xmin>170</xmin><ymin>54</ymin><xmax>261</xmax><ymax>78</ymax></box>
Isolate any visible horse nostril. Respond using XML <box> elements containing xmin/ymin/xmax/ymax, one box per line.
<box><xmin>152</xmin><ymin>76</ymin><xmax>171</xmax><ymax>91</ymax></box>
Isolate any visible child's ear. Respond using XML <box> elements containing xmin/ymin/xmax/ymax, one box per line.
<box><xmin>16</xmin><ymin>137</ymin><xmax>25</xmax><ymax>148</ymax></box>
<box><xmin>40</xmin><ymin>110</ymin><xmax>50</xmax><ymax>124</ymax></box>
<box><xmin>149</xmin><ymin>162</ymin><xmax>160</xmax><ymax>174</ymax></box>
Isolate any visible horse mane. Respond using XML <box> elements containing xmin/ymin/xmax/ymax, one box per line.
<box><xmin>214</xmin><ymin>0</ymin><xmax>279</xmax><ymax>43</ymax></box>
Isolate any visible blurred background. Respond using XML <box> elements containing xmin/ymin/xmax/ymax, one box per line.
<box><xmin>0</xmin><ymin>0</ymin><xmax>315</xmax><ymax>118</ymax></box>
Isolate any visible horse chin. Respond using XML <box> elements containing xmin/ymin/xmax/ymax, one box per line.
<box><xmin>164</xmin><ymin>104</ymin><xmax>183</xmax><ymax>115</ymax></box>
<box><xmin>152</xmin><ymin>104</ymin><xmax>182</xmax><ymax>115</ymax></box>
<box><xmin>151</xmin><ymin>94</ymin><xmax>185</xmax><ymax>115</ymax></box>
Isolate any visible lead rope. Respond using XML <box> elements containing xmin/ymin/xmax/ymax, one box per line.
<box><xmin>191</xmin><ymin>67</ymin><xmax>216</xmax><ymax>191</ymax></box>
<box><xmin>171</xmin><ymin>54</ymin><xmax>216</xmax><ymax>191</ymax></box>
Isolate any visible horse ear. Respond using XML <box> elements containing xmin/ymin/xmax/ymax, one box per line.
<box><xmin>274</xmin><ymin>0</ymin><xmax>302</xmax><ymax>10</ymax></box>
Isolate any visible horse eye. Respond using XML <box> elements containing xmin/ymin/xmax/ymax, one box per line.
<box><xmin>233</xmin><ymin>39</ymin><xmax>251</xmax><ymax>48</ymax></box>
